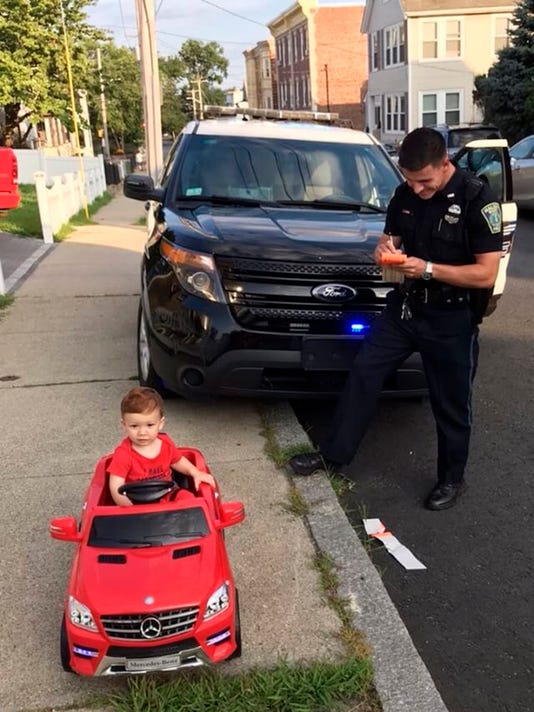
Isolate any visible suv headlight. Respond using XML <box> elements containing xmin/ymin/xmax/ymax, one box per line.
<box><xmin>68</xmin><ymin>595</ymin><xmax>98</xmax><ymax>631</ymax></box>
<box><xmin>203</xmin><ymin>583</ymin><xmax>230</xmax><ymax>619</ymax></box>
<box><xmin>160</xmin><ymin>240</ymin><xmax>225</xmax><ymax>303</ymax></box>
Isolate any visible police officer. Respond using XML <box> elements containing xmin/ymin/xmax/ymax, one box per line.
<box><xmin>289</xmin><ymin>127</ymin><xmax>503</xmax><ymax>510</ymax></box>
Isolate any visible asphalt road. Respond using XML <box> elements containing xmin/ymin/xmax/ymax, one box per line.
<box><xmin>291</xmin><ymin>212</ymin><xmax>534</xmax><ymax>712</ymax></box>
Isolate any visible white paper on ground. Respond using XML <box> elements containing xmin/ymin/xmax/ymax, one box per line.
<box><xmin>363</xmin><ymin>518</ymin><xmax>426</xmax><ymax>570</ymax></box>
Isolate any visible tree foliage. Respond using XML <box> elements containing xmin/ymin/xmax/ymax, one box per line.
<box><xmin>87</xmin><ymin>42</ymin><xmax>143</xmax><ymax>153</ymax></box>
<box><xmin>158</xmin><ymin>41</ymin><xmax>228</xmax><ymax>133</ymax></box>
<box><xmin>0</xmin><ymin>0</ymin><xmax>101</xmax><ymax>143</ymax></box>
<box><xmin>178</xmin><ymin>39</ymin><xmax>229</xmax><ymax>86</ymax></box>
<box><xmin>474</xmin><ymin>0</ymin><xmax>534</xmax><ymax>143</ymax></box>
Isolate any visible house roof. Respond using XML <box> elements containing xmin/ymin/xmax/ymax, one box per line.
<box><xmin>401</xmin><ymin>0</ymin><xmax>514</xmax><ymax>12</ymax></box>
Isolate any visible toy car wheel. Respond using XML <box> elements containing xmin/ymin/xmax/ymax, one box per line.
<box><xmin>228</xmin><ymin>589</ymin><xmax>242</xmax><ymax>660</ymax></box>
<box><xmin>137</xmin><ymin>301</ymin><xmax>174</xmax><ymax>398</ymax></box>
<box><xmin>118</xmin><ymin>478</ymin><xmax>178</xmax><ymax>503</ymax></box>
<box><xmin>60</xmin><ymin>615</ymin><xmax>73</xmax><ymax>673</ymax></box>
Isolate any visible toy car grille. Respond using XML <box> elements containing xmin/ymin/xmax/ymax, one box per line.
<box><xmin>100</xmin><ymin>606</ymin><xmax>199</xmax><ymax>640</ymax></box>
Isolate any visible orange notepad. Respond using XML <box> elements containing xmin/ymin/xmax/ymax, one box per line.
<box><xmin>379</xmin><ymin>253</ymin><xmax>407</xmax><ymax>265</ymax></box>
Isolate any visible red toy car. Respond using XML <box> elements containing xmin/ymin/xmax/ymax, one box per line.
<box><xmin>0</xmin><ymin>147</ymin><xmax>21</xmax><ymax>213</ymax></box>
<box><xmin>49</xmin><ymin>448</ymin><xmax>244</xmax><ymax>676</ymax></box>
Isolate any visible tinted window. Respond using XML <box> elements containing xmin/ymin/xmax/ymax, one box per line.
<box><xmin>89</xmin><ymin>508</ymin><xmax>209</xmax><ymax>548</ymax></box>
<box><xmin>176</xmin><ymin>136</ymin><xmax>401</xmax><ymax>210</ymax></box>
<box><xmin>510</xmin><ymin>137</ymin><xmax>534</xmax><ymax>160</ymax></box>
<box><xmin>448</xmin><ymin>128</ymin><xmax>501</xmax><ymax>149</ymax></box>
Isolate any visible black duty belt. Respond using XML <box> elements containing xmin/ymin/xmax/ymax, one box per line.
<box><xmin>399</xmin><ymin>280</ymin><xmax>470</xmax><ymax>307</ymax></box>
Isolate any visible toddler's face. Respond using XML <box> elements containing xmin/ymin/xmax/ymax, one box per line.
<box><xmin>121</xmin><ymin>407</ymin><xmax>164</xmax><ymax>447</ymax></box>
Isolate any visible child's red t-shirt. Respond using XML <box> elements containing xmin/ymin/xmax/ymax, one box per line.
<box><xmin>108</xmin><ymin>433</ymin><xmax>184</xmax><ymax>483</ymax></box>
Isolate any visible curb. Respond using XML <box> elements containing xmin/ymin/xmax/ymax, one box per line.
<box><xmin>2</xmin><ymin>241</ymin><xmax>55</xmax><ymax>294</ymax></box>
<box><xmin>262</xmin><ymin>401</ymin><xmax>449</xmax><ymax>712</ymax></box>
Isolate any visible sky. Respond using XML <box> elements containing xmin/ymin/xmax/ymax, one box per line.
<box><xmin>85</xmin><ymin>0</ymin><xmax>294</xmax><ymax>89</ymax></box>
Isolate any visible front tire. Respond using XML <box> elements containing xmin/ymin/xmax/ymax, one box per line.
<box><xmin>60</xmin><ymin>616</ymin><xmax>73</xmax><ymax>673</ymax></box>
<box><xmin>137</xmin><ymin>301</ymin><xmax>174</xmax><ymax>397</ymax></box>
<box><xmin>228</xmin><ymin>589</ymin><xmax>242</xmax><ymax>660</ymax></box>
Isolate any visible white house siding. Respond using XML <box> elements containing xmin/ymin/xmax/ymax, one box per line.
<box><xmin>407</xmin><ymin>12</ymin><xmax>513</xmax><ymax>128</ymax></box>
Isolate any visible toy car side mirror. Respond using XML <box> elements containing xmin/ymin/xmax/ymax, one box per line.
<box><xmin>49</xmin><ymin>516</ymin><xmax>81</xmax><ymax>542</ymax></box>
<box><xmin>219</xmin><ymin>501</ymin><xmax>245</xmax><ymax>528</ymax></box>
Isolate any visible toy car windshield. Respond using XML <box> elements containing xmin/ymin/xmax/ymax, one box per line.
<box><xmin>88</xmin><ymin>508</ymin><xmax>209</xmax><ymax>548</ymax></box>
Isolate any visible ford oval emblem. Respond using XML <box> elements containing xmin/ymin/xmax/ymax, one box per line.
<box><xmin>311</xmin><ymin>283</ymin><xmax>356</xmax><ymax>303</ymax></box>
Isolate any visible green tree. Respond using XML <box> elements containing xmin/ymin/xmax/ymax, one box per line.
<box><xmin>178</xmin><ymin>39</ymin><xmax>229</xmax><ymax>86</ymax></box>
<box><xmin>474</xmin><ymin>0</ymin><xmax>534</xmax><ymax>143</ymax></box>
<box><xmin>159</xmin><ymin>55</ymin><xmax>188</xmax><ymax>136</ymax></box>
<box><xmin>0</xmin><ymin>0</ymin><xmax>101</xmax><ymax>144</ymax></box>
<box><xmin>87</xmin><ymin>42</ymin><xmax>143</xmax><ymax>153</ymax></box>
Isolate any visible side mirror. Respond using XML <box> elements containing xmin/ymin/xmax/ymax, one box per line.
<box><xmin>219</xmin><ymin>501</ymin><xmax>245</xmax><ymax>529</ymax></box>
<box><xmin>124</xmin><ymin>174</ymin><xmax>164</xmax><ymax>202</ymax></box>
<box><xmin>49</xmin><ymin>516</ymin><xmax>81</xmax><ymax>542</ymax></box>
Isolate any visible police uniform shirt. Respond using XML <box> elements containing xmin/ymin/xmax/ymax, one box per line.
<box><xmin>384</xmin><ymin>168</ymin><xmax>503</xmax><ymax>265</ymax></box>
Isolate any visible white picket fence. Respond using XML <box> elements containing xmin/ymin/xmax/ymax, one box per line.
<box><xmin>34</xmin><ymin>166</ymin><xmax>107</xmax><ymax>243</ymax></box>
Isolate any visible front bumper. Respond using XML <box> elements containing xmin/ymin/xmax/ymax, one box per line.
<box><xmin>65</xmin><ymin>611</ymin><xmax>237</xmax><ymax>676</ymax></box>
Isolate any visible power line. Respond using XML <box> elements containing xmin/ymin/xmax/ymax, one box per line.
<box><xmin>98</xmin><ymin>23</ymin><xmax>256</xmax><ymax>45</ymax></box>
<box><xmin>155</xmin><ymin>0</ymin><xmax>165</xmax><ymax>15</ymax></box>
<box><xmin>197</xmin><ymin>0</ymin><xmax>266</xmax><ymax>27</ymax></box>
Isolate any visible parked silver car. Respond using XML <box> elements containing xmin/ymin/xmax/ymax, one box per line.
<box><xmin>456</xmin><ymin>134</ymin><xmax>534</xmax><ymax>211</ymax></box>
<box><xmin>508</xmin><ymin>135</ymin><xmax>534</xmax><ymax>210</ymax></box>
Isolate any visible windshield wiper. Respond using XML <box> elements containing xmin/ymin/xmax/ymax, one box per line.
<box><xmin>277</xmin><ymin>199</ymin><xmax>386</xmax><ymax>213</ymax></box>
<box><xmin>175</xmin><ymin>194</ymin><xmax>266</xmax><ymax>207</ymax></box>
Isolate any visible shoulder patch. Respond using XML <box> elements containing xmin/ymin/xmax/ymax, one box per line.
<box><xmin>481</xmin><ymin>202</ymin><xmax>502</xmax><ymax>234</ymax></box>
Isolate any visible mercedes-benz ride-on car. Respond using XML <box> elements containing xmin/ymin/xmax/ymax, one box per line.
<box><xmin>124</xmin><ymin>108</ymin><xmax>516</xmax><ymax>400</ymax></box>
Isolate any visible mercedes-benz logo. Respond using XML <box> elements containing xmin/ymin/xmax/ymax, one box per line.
<box><xmin>311</xmin><ymin>283</ymin><xmax>356</xmax><ymax>303</ymax></box>
<box><xmin>140</xmin><ymin>616</ymin><xmax>162</xmax><ymax>639</ymax></box>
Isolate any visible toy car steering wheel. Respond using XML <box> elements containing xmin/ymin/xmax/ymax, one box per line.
<box><xmin>118</xmin><ymin>479</ymin><xmax>177</xmax><ymax>503</ymax></box>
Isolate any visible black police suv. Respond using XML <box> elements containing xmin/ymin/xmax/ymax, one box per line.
<box><xmin>124</xmin><ymin>111</ymin><xmax>515</xmax><ymax>399</ymax></box>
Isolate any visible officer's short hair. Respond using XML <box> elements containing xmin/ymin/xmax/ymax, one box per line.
<box><xmin>398</xmin><ymin>128</ymin><xmax>447</xmax><ymax>171</ymax></box>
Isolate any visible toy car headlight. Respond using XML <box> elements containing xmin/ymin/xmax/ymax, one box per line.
<box><xmin>203</xmin><ymin>582</ymin><xmax>230</xmax><ymax>619</ymax></box>
<box><xmin>68</xmin><ymin>595</ymin><xmax>98</xmax><ymax>631</ymax></box>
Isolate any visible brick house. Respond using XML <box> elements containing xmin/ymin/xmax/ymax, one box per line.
<box><xmin>361</xmin><ymin>0</ymin><xmax>516</xmax><ymax>146</ymax></box>
<box><xmin>267</xmin><ymin>0</ymin><xmax>368</xmax><ymax>129</ymax></box>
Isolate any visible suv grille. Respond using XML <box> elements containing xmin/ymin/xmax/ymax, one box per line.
<box><xmin>216</xmin><ymin>257</ymin><xmax>391</xmax><ymax>334</ymax></box>
<box><xmin>101</xmin><ymin>606</ymin><xmax>199</xmax><ymax>640</ymax></box>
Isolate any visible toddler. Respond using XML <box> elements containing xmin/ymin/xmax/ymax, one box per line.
<box><xmin>108</xmin><ymin>386</ymin><xmax>215</xmax><ymax>506</ymax></box>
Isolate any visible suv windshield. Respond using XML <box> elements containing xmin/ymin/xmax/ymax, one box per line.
<box><xmin>175</xmin><ymin>135</ymin><xmax>401</xmax><ymax>210</ymax></box>
<box><xmin>88</xmin><ymin>508</ymin><xmax>210</xmax><ymax>548</ymax></box>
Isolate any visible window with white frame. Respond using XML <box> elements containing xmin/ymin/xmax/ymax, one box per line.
<box><xmin>371</xmin><ymin>32</ymin><xmax>379</xmax><ymax>71</ymax></box>
<box><xmin>384</xmin><ymin>24</ymin><xmax>405</xmax><ymax>67</ymax></box>
<box><xmin>262</xmin><ymin>57</ymin><xmax>271</xmax><ymax>79</ymax></box>
<box><xmin>422</xmin><ymin>21</ymin><xmax>437</xmax><ymax>59</ymax></box>
<box><xmin>422</xmin><ymin>19</ymin><xmax>462</xmax><ymax>60</ymax></box>
<box><xmin>421</xmin><ymin>91</ymin><xmax>461</xmax><ymax>125</ymax></box>
<box><xmin>494</xmin><ymin>16</ymin><xmax>512</xmax><ymax>53</ymax></box>
<box><xmin>385</xmin><ymin>94</ymin><xmax>406</xmax><ymax>132</ymax></box>
<box><xmin>446</xmin><ymin>20</ymin><xmax>461</xmax><ymax>57</ymax></box>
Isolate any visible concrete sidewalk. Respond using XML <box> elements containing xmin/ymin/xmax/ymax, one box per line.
<box><xmin>0</xmin><ymin>193</ymin><xmax>448</xmax><ymax>711</ymax></box>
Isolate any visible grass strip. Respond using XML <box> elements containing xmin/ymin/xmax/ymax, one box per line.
<box><xmin>0</xmin><ymin>185</ymin><xmax>41</xmax><ymax>236</ymax></box>
<box><xmin>0</xmin><ymin>184</ymin><xmax>113</xmax><ymax>240</ymax></box>
<box><xmin>107</xmin><ymin>657</ymin><xmax>376</xmax><ymax>712</ymax></box>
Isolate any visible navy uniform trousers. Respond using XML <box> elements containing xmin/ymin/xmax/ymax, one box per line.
<box><xmin>320</xmin><ymin>291</ymin><xmax>479</xmax><ymax>485</ymax></box>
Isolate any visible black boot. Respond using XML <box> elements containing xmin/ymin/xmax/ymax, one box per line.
<box><xmin>288</xmin><ymin>452</ymin><xmax>339</xmax><ymax>476</ymax></box>
<box><xmin>425</xmin><ymin>481</ymin><xmax>466</xmax><ymax>511</ymax></box>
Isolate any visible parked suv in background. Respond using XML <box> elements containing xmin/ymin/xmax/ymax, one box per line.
<box><xmin>431</xmin><ymin>123</ymin><xmax>502</xmax><ymax>158</ymax></box>
<box><xmin>124</xmin><ymin>108</ymin><xmax>516</xmax><ymax>400</ymax></box>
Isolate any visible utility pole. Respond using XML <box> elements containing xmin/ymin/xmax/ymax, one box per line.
<box><xmin>134</xmin><ymin>0</ymin><xmax>163</xmax><ymax>181</ymax></box>
<box><xmin>96</xmin><ymin>47</ymin><xmax>111</xmax><ymax>160</ymax></box>
<box><xmin>196</xmin><ymin>76</ymin><xmax>204</xmax><ymax>120</ymax></box>
<box><xmin>324</xmin><ymin>64</ymin><xmax>330</xmax><ymax>112</ymax></box>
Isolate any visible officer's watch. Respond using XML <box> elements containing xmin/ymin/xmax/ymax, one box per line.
<box><xmin>422</xmin><ymin>261</ymin><xmax>433</xmax><ymax>281</ymax></box>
